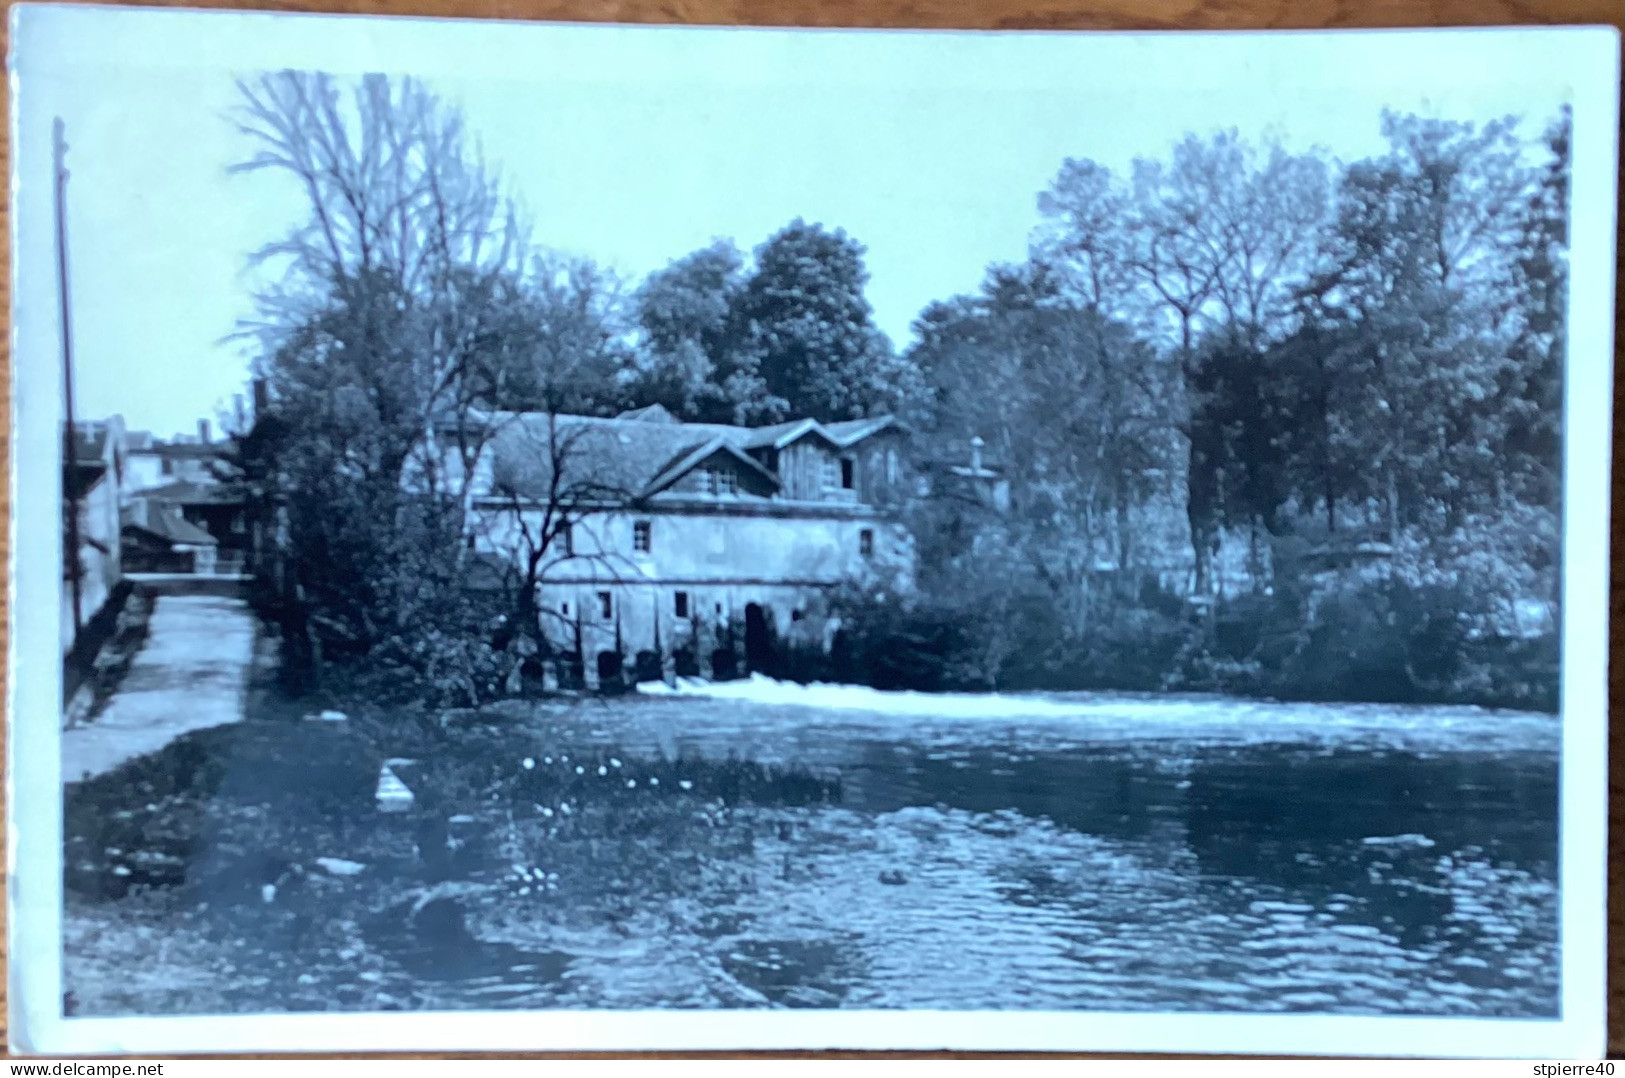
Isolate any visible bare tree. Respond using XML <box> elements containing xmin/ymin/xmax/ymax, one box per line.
<box><xmin>233</xmin><ymin>71</ymin><xmax>529</xmax><ymax>546</ymax></box>
<box><xmin>474</xmin><ymin>415</ymin><xmax>645</xmax><ymax>679</ymax></box>
<box><xmin>230</xmin><ymin>72</ymin><xmax>557</xmax><ymax>700</ymax></box>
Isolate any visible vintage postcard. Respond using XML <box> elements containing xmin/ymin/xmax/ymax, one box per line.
<box><xmin>7</xmin><ymin>4</ymin><xmax>1618</xmax><ymax>1057</ymax></box>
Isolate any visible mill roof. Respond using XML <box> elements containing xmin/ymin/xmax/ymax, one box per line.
<box><xmin>483</xmin><ymin>410</ymin><xmax>900</xmax><ymax>502</ymax></box>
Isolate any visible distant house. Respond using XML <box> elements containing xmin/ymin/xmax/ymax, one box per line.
<box><xmin>465</xmin><ymin>404</ymin><xmax>914</xmax><ymax>681</ymax></box>
<box><xmin>122</xmin><ymin>419</ymin><xmax>249</xmax><ymax>575</ymax></box>
<box><xmin>121</xmin><ymin>499</ymin><xmax>219</xmax><ymax>574</ymax></box>
<box><xmin>63</xmin><ymin>417</ymin><xmax>126</xmax><ymax>656</ymax></box>
<box><xmin>917</xmin><ymin>435</ymin><xmax>1011</xmax><ymax>512</ymax></box>
<box><xmin>124</xmin><ymin>419</ymin><xmax>222</xmax><ymax>491</ymax></box>
<box><xmin>133</xmin><ymin>480</ymin><xmax>250</xmax><ymax>573</ymax></box>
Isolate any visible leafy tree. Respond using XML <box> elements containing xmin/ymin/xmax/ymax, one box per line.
<box><xmin>733</xmin><ymin>220</ymin><xmax>903</xmax><ymax>423</ymax></box>
<box><xmin>907</xmin><ymin>263</ymin><xmax>1178</xmax><ymax>631</ymax></box>
<box><xmin>493</xmin><ymin>254</ymin><xmax>635</xmax><ymax>416</ymax></box>
<box><xmin>1292</xmin><ymin>111</ymin><xmax>1537</xmax><ymax>539</ymax></box>
<box><xmin>625</xmin><ymin>241</ymin><xmax>750</xmax><ymax>423</ymax></box>
<box><xmin>1037</xmin><ymin>132</ymin><xmax>1331</xmax><ymax>594</ymax></box>
<box><xmin>1500</xmin><ymin>105</ymin><xmax>1570</xmax><ymax>513</ymax></box>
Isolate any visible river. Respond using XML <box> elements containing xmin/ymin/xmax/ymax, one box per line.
<box><xmin>393</xmin><ymin>684</ymin><xmax>1560</xmax><ymax>1016</ymax></box>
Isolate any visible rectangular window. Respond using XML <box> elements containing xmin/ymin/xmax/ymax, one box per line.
<box><xmin>860</xmin><ymin>528</ymin><xmax>875</xmax><ymax>558</ymax></box>
<box><xmin>840</xmin><ymin>458</ymin><xmax>855</xmax><ymax>489</ymax></box>
<box><xmin>706</xmin><ymin>466</ymin><xmax>739</xmax><ymax>496</ymax></box>
<box><xmin>674</xmin><ymin>590</ymin><xmax>689</xmax><ymax>618</ymax></box>
<box><xmin>561</xmin><ymin>601</ymin><xmax>571</xmax><ymax>617</ymax></box>
<box><xmin>821</xmin><ymin>456</ymin><xmax>839</xmax><ymax>490</ymax></box>
<box><xmin>558</xmin><ymin>523</ymin><xmax>573</xmax><ymax>556</ymax></box>
<box><xmin>633</xmin><ymin>519</ymin><xmax>652</xmax><ymax>553</ymax></box>
<box><xmin>598</xmin><ymin>591</ymin><xmax>613</xmax><ymax>620</ymax></box>
<box><xmin>160</xmin><ymin>458</ymin><xmax>173</xmax><ymax>476</ymax></box>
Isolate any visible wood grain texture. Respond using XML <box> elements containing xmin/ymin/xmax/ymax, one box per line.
<box><xmin>1</xmin><ymin>0</ymin><xmax>1619</xmax><ymax>1059</ymax></box>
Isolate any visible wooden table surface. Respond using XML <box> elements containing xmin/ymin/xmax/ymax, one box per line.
<box><xmin>1</xmin><ymin>0</ymin><xmax>1620</xmax><ymax>1059</ymax></box>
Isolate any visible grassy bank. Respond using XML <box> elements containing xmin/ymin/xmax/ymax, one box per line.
<box><xmin>63</xmin><ymin>703</ymin><xmax>841</xmax><ymax>1016</ymax></box>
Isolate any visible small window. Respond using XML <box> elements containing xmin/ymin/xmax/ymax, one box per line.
<box><xmin>821</xmin><ymin>456</ymin><xmax>839</xmax><ymax>490</ymax></box>
<box><xmin>886</xmin><ymin>449</ymin><xmax>899</xmax><ymax>484</ymax></box>
<box><xmin>466</xmin><ymin>532</ymin><xmax>477</xmax><ymax>550</ymax></box>
<box><xmin>705</xmin><ymin>466</ymin><xmax>739</xmax><ymax>497</ymax></box>
<box><xmin>840</xmin><ymin>458</ymin><xmax>855</xmax><ymax>490</ymax></box>
<box><xmin>558</xmin><ymin>523</ymin><xmax>573</xmax><ymax>556</ymax></box>
<box><xmin>598</xmin><ymin>591</ymin><xmax>613</xmax><ymax>620</ymax></box>
<box><xmin>160</xmin><ymin>458</ymin><xmax>173</xmax><ymax>476</ymax></box>
<box><xmin>561</xmin><ymin>601</ymin><xmax>571</xmax><ymax>617</ymax></box>
<box><xmin>674</xmin><ymin>591</ymin><xmax>689</xmax><ymax>618</ymax></box>
<box><xmin>860</xmin><ymin>528</ymin><xmax>875</xmax><ymax>558</ymax></box>
<box><xmin>791</xmin><ymin>609</ymin><xmax>805</xmax><ymax>622</ymax></box>
<box><xmin>633</xmin><ymin>520</ymin><xmax>652</xmax><ymax>553</ymax></box>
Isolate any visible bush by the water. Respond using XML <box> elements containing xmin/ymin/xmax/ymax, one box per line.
<box><xmin>798</xmin><ymin>569</ymin><xmax>1557</xmax><ymax>711</ymax></box>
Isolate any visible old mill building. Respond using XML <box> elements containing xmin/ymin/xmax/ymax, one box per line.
<box><xmin>464</xmin><ymin>403</ymin><xmax>925</xmax><ymax>682</ymax></box>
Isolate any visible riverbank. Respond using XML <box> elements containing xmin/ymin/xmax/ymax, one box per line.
<box><xmin>63</xmin><ymin>705</ymin><xmax>838</xmax><ymax>1015</ymax></box>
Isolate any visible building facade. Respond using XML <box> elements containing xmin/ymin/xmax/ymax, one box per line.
<box><xmin>64</xmin><ymin>418</ymin><xmax>127</xmax><ymax>656</ymax></box>
<box><xmin>467</xmin><ymin>405</ymin><xmax>915</xmax><ymax>682</ymax></box>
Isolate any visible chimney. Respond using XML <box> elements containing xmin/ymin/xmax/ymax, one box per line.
<box><xmin>198</xmin><ymin>419</ymin><xmax>211</xmax><ymax>445</ymax></box>
<box><xmin>970</xmin><ymin>435</ymin><xmax>985</xmax><ymax>473</ymax></box>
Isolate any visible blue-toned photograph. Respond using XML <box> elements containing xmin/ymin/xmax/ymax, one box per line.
<box><xmin>10</xmin><ymin>6</ymin><xmax>1616</xmax><ymax>1058</ymax></box>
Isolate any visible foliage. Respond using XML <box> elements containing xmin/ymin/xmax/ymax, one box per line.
<box><xmin>624</xmin><ymin>240</ymin><xmax>752</xmax><ymax>423</ymax></box>
<box><xmin>234</xmin><ymin>75</ymin><xmax>640</xmax><ymax>706</ymax></box>
<box><xmin>622</xmin><ymin>221</ymin><xmax>921</xmax><ymax>424</ymax></box>
<box><xmin>231</xmin><ymin>77</ymin><xmax>1566</xmax><ymax>711</ymax></box>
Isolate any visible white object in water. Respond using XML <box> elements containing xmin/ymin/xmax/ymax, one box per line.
<box><xmin>305</xmin><ymin>709</ymin><xmax>348</xmax><ymax>722</ymax></box>
<box><xmin>376</xmin><ymin>764</ymin><xmax>415</xmax><ymax>813</ymax></box>
<box><xmin>261</xmin><ymin>883</ymin><xmax>277</xmax><ymax>903</ymax></box>
<box><xmin>1360</xmin><ymin>833</ymin><xmax>1436</xmax><ymax>850</ymax></box>
<box><xmin>315</xmin><ymin>857</ymin><xmax>366</xmax><ymax>876</ymax></box>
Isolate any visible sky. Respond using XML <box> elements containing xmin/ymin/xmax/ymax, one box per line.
<box><xmin>11</xmin><ymin>9</ymin><xmax>1580</xmax><ymax>439</ymax></box>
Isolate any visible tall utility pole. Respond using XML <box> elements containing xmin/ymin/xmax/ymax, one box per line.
<box><xmin>56</xmin><ymin>117</ymin><xmax>83</xmax><ymax>636</ymax></box>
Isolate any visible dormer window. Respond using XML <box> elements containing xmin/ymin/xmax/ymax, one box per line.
<box><xmin>840</xmin><ymin>458</ymin><xmax>855</xmax><ymax>490</ymax></box>
<box><xmin>633</xmin><ymin>519</ymin><xmax>652</xmax><ymax>553</ymax></box>
<box><xmin>704</xmin><ymin>466</ymin><xmax>738</xmax><ymax>497</ymax></box>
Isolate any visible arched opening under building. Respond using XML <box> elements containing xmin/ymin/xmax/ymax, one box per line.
<box><xmin>744</xmin><ymin>601</ymin><xmax>773</xmax><ymax>674</ymax></box>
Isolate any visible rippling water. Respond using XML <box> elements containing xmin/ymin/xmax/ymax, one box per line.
<box><xmin>388</xmin><ymin>693</ymin><xmax>1561</xmax><ymax>1016</ymax></box>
